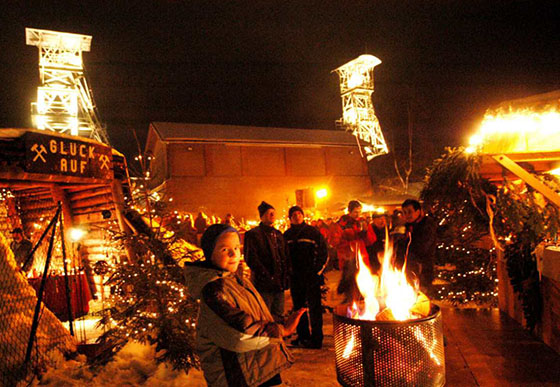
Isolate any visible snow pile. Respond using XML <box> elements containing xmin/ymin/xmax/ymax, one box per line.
<box><xmin>35</xmin><ymin>341</ymin><xmax>206</xmax><ymax>386</ymax></box>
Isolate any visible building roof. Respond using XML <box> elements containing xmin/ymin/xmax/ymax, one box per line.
<box><xmin>148</xmin><ymin>122</ymin><xmax>359</xmax><ymax>147</ymax></box>
<box><xmin>493</xmin><ymin>89</ymin><xmax>560</xmax><ymax>110</ymax></box>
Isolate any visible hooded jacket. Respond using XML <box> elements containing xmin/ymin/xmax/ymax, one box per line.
<box><xmin>184</xmin><ymin>262</ymin><xmax>293</xmax><ymax>386</ymax></box>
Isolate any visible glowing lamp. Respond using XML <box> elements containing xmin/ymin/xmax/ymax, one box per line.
<box><xmin>315</xmin><ymin>188</ymin><xmax>328</xmax><ymax>199</ymax></box>
<box><xmin>69</xmin><ymin>227</ymin><xmax>86</xmax><ymax>242</ymax></box>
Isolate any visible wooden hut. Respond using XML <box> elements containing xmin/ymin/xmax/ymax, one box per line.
<box><xmin>0</xmin><ymin>128</ymin><xmax>132</xmax><ymax>304</ymax></box>
<box><xmin>475</xmin><ymin>90</ymin><xmax>560</xmax><ymax>353</ymax></box>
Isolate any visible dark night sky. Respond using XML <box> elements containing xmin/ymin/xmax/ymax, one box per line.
<box><xmin>1</xmin><ymin>0</ymin><xmax>560</xmax><ymax>174</ymax></box>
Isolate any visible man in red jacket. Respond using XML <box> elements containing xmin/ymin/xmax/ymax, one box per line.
<box><xmin>335</xmin><ymin>200</ymin><xmax>376</xmax><ymax>303</ymax></box>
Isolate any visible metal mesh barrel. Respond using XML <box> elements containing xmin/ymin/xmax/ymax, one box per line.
<box><xmin>333</xmin><ymin>305</ymin><xmax>445</xmax><ymax>387</ymax></box>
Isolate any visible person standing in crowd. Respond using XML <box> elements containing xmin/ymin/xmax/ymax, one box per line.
<box><xmin>284</xmin><ymin>206</ymin><xmax>328</xmax><ymax>349</ymax></box>
<box><xmin>10</xmin><ymin>227</ymin><xmax>33</xmax><ymax>272</ymax></box>
<box><xmin>397</xmin><ymin>199</ymin><xmax>437</xmax><ymax>293</ymax></box>
<box><xmin>336</xmin><ymin>200</ymin><xmax>376</xmax><ymax>303</ymax></box>
<box><xmin>316</xmin><ymin>219</ymin><xmax>330</xmax><ymax>242</ymax></box>
<box><xmin>326</xmin><ymin>217</ymin><xmax>342</xmax><ymax>271</ymax></box>
<box><xmin>184</xmin><ymin>224</ymin><xmax>306</xmax><ymax>387</ymax></box>
<box><xmin>194</xmin><ymin>212</ymin><xmax>208</xmax><ymax>246</ymax></box>
<box><xmin>244</xmin><ymin>201</ymin><xmax>290</xmax><ymax>321</ymax></box>
<box><xmin>366</xmin><ymin>213</ymin><xmax>387</xmax><ymax>272</ymax></box>
<box><xmin>223</xmin><ymin>213</ymin><xmax>236</xmax><ymax>227</ymax></box>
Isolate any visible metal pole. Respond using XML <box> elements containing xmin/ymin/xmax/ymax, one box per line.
<box><xmin>24</xmin><ymin>205</ymin><xmax>61</xmax><ymax>365</ymax></box>
<box><xmin>21</xmin><ymin>205</ymin><xmax>62</xmax><ymax>271</ymax></box>
<box><xmin>59</xmin><ymin>205</ymin><xmax>74</xmax><ymax>336</ymax></box>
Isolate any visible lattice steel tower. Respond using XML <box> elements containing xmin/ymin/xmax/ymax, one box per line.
<box><xmin>334</xmin><ymin>55</ymin><xmax>388</xmax><ymax>160</ymax></box>
<box><xmin>26</xmin><ymin>28</ymin><xmax>109</xmax><ymax>144</ymax></box>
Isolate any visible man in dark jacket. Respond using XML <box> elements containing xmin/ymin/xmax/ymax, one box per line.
<box><xmin>398</xmin><ymin>199</ymin><xmax>437</xmax><ymax>292</ymax></box>
<box><xmin>244</xmin><ymin>201</ymin><xmax>290</xmax><ymax>321</ymax></box>
<box><xmin>10</xmin><ymin>227</ymin><xmax>34</xmax><ymax>272</ymax></box>
<box><xmin>366</xmin><ymin>213</ymin><xmax>387</xmax><ymax>273</ymax></box>
<box><xmin>284</xmin><ymin>206</ymin><xmax>328</xmax><ymax>349</ymax></box>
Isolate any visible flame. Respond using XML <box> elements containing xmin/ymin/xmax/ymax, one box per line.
<box><xmin>342</xmin><ymin>333</ymin><xmax>355</xmax><ymax>359</ymax></box>
<box><xmin>466</xmin><ymin>107</ymin><xmax>560</xmax><ymax>154</ymax></box>
<box><xmin>349</xmin><ymin>232</ymin><xmax>428</xmax><ymax>321</ymax></box>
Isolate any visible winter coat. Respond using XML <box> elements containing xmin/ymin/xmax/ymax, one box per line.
<box><xmin>397</xmin><ymin>215</ymin><xmax>437</xmax><ymax>287</ymax></box>
<box><xmin>284</xmin><ymin>223</ymin><xmax>328</xmax><ymax>282</ymax></box>
<box><xmin>335</xmin><ymin>215</ymin><xmax>376</xmax><ymax>266</ymax></box>
<box><xmin>184</xmin><ymin>262</ymin><xmax>293</xmax><ymax>387</ymax></box>
<box><xmin>10</xmin><ymin>239</ymin><xmax>33</xmax><ymax>271</ymax></box>
<box><xmin>243</xmin><ymin>223</ymin><xmax>290</xmax><ymax>293</ymax></box>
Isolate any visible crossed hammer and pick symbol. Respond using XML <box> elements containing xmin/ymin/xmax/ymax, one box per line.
<box><xmin>99</xmin><ymin>154</ymin><xmax>110</xmax><ymax>170</ymax></box>
<box><xmin>31</xmin><ymin>144</ymin><xmax>47</xmax><ymax>163</ymax></box>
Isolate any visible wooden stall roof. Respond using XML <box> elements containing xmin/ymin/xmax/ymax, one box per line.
<box><xmin>493</xmin><ymin>89</ymin><xmax>560</xmax><ymax>110</ymax></box>
<box><xmin>0</xmin><ymin>127</ymin><xmax>132</xmax><ymax>264</ymax></box>
<box><xmin>479</xmin><ymin>152</ymin><xmax>560</xmax><ymax>183</ymax></box>
<box><xmin>0</xmin><ymin>127</ymin><xmax>128</xmax><ymax>187</ymax></box>
<box><xmin>146</xmin><ymin>121</ymin><xmax>359</xmax><ymax>150</ymax></box>
<box><xmin>476</xmin><ymin>91</ymin><xmax>560</xmax><ymax>207</ymax></box>
<box><xmin>478</xmin><ymin>90</ymin><xmax>560</xmax><ymax>181</ymax></box>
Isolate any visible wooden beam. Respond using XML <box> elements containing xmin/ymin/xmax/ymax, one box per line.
<box><xmin>492</xmin><ymin>154</ymin><xmax>560</xmax><ymax>208</ymax></box>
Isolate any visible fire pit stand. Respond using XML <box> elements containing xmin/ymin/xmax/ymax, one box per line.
<box><xmin>333</xmin><ymin>305</ymin><xmax>445</xmax><ymax>387</ymax></box>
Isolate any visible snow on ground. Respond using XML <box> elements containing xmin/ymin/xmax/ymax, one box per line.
<box><xmin>33</xmin><ymin>341</ymin><xmax>206</xmax><ymax>386</ymax></box>
<box><xmin>32</xmin><ymin>271</ymin><xmax>345</xmax><ymax>386</ymax></box>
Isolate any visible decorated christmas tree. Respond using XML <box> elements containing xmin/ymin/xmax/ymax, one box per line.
<box><xmin>96</xmin><ymin>149</ymin><xmax>203</xmax><ymax>372</ymax></box>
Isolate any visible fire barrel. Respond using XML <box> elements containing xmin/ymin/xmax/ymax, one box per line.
<box><xmin>333</xmin><ymin>305</ymin><xmax>445</xmax><ymax>387</ymax></box>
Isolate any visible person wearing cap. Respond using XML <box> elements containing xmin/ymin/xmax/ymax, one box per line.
<box><xmin>243</xmin><ymin>201</ymin><xmax>290</xmax><ymax>322</ymax></box>
<box><xmin>10</xmin><ymin>227</ymin><xmax>33</xmax><ymax>272</ymax></box>
<box><xmin>184</xmin><ymin>224</ymin><xmax>305</xmax><ymax>387</ymax></box>
<box><xmin>284</xmin><ymin>206</ymin><xmax>328</xmax><ymax>349</ymax></box>
<box><xmin>335</xmin><ymin>200</ymin><xmax>376</xmax><ymax>303</ymax></box>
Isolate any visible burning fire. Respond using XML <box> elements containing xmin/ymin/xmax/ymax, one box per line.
<box><xmin>347</xmin><ymin>237</ymin><xmax>430</xmax><ymax>322</ymax></box>
<box><xmin>340</xmin><ymin>237</ymin><xmax>436</xmax><ymax>365</ymax></box>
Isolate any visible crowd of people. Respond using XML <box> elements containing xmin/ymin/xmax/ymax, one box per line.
<box><xmin>184</xmin><ymin>198</ymin><xmax>437</xmax><ymax>386</ymax></box>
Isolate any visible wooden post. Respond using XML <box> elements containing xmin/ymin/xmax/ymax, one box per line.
<box><xmin>492</xmin><ymin>154</ymin><xmax>560</xmax><ymax>207</ymax></box>
<box><xmin>111</xmin><ymin>179</ymin><xmax>136</xmax><ymax>262</ymax></box>
<box><xmin>50</xmin><ymin>185</ymin><xmax>75</xmax><ymax>263</ymax></box>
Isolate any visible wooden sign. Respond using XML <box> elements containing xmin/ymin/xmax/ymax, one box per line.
<box><xmin>24</xmin><ymin>132</ymin><xmax>113</xmax><ymax>180</ymax></box>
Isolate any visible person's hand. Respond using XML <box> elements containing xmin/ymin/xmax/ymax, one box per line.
<box><xmin>281</xmin><ymin>308</ymin><xmax>307</xmax><ymax>337</ymax></box>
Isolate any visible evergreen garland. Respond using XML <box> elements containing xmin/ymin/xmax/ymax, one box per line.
<box><xmin>421</xmin><ymin>147</ymin><xmax>559</xmax><ymax>329</ymax></box>
<box><xmin>422</xmin><ymin>148</ymin><xmax>498</xmax><ymax>306</ymax></box>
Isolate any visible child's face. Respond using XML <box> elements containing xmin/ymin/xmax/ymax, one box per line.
<box><xmin>211</xmin><ymin>232</ymin><xmax>241</xmax><ymax>273</ymax></box>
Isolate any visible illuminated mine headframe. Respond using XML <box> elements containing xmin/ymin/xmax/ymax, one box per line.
<box><xmin>334</xmin><ymin>55</ymin><xmax>388</xmax><ymax>160</ymax></box>
<box><xmin>26</xmin><ymin>28</ymin><xmax>109</xmax><ymax>144</ymax></box>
